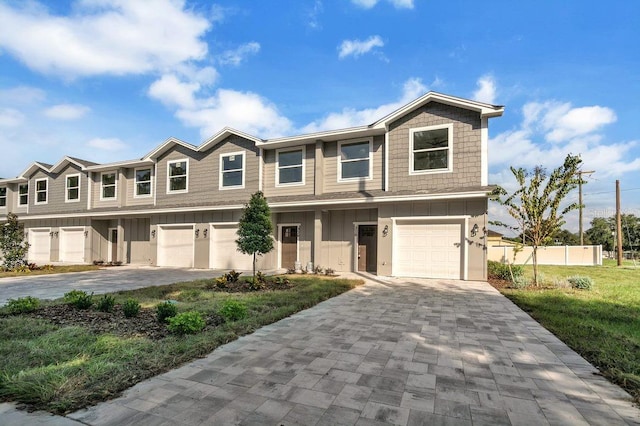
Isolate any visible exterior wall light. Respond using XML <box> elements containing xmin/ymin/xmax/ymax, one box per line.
<box><xmin>195</xmin><ymin>229</ymin><xmax>200</xmax><ymax>238</ymax></box>
<box><xmin>470</xmin><ymin>224</ymin><xmax>479</xmax><ymax>237</ymax></box>
<box><xmin>203</xmin><ymin>228</ymin><xmax>208</xmax><ymax>238</ymax></box>
<box><xmin>382</xmin><ymin>225</ymin><xmax>389</xmax><ymax>237</ymax></box>
<box><xmin>151</xmin><ymin>229</ymin><xmax>156</xmax><ymax>239</ymax></box>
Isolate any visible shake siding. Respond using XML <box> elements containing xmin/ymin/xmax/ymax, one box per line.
<box><xmin>155</xmin><ymin>136</ymin><xmax>259</xmax><ymax>207</ymax></box>
<box><xmin>263</xmin><ymin>145</ymin><xmax>315</xmax><ymax>198</ymax></box>
<box><xmin>124</xmin><ymin>168</ymin><xmax>154</xmax><ymax>206</ymax></box>
<box><xmin>388</xmin><ymin>102</ymin><xmax>482</xmax><ymax>192</ymax></box>
<box><xmin>323</xmin><ymin>135</ymin><xmax>384</xmax><ymax>193</ymax></box>
<box><xmin>28</xmin><ymin>166</ymin><xmax>88</xmax><ymax>214</ymax></box>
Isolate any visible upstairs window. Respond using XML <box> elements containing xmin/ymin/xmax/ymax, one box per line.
<box><xmin>135</xmin><ymin>168</ymin><xmax>152</xmax><ymax>197</ymax></box>
<box><xmin>277</xmin><ymin>149</ymin><xmax>304</xmax><ymax>186</ymax></box>
<box><xmin>0</xmin><ymin>187</ymin><xmax>6</xmax><ymax>207</ymax></box>
<box><xmin>167</xmin><ymin>160</ymin><xmax>188</xmax><ymax>193</ymax></box>
<box><xmin>101</xmin><ymin>172</ymin><xmax>117</xmax><ymax>199</ymax></box>
<box><xmin>18</xmin><ymin>184</ymin><xmax>28</xmax><ymax>206</ymax></box>
<box><xmin>35</xmin><ymin>178</ymin><xmax>48</xmax><ymax>204</ymax></box>
<box><xmin>220</xmin><ymin>152</ymin><xmax>244</xmax><ymax>189</ymax></box>
<box><xmin>339</xmin><ymin>139</ymin><xmax>372</xmax><ymax>181</ymax></box>
<box><xmin>410</xmin><ymin>124</ymin><xmax>453</xmax><ymax>174</ymax></box>
<box><xmin>66</xmin><ymin>174</ymin><xmax>80</xmax><ymax>202</ymax></box>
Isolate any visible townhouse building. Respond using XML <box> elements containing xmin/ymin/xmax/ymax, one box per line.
<box><xmin>0</xmin><ymin>92</ymin><xmax>503</xmax><ymax>280</ymax></box>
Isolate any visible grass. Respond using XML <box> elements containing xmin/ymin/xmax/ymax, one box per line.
<box><xmin>0</xmin><ymin>276</ymin><xmax>361</xmax><ymax>414</ymax></box>
<box><xmin>499</xmin><ymin>262</ymin><xmax>640</xmax><ymax>404</ymax></box>
<box><xmin>0</xmin><ymin>265</ymin><xmax>101</xmax><ymax>278</ymax></box>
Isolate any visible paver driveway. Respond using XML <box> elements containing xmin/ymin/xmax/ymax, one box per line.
<box><xmin>62</xmin><ymin>276</ymin><xmax>639</xmax><ymax>425</ymax></box>
<box><xmin>0</xmin><ymin>266</ymin><xmax>228</xmax><ymax>306</ymax></box>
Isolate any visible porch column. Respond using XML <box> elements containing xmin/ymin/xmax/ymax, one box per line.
<box><xmin>313</xmin><ymin>209</ymin><xmax>323</xmax><ymax>268</ymax></box>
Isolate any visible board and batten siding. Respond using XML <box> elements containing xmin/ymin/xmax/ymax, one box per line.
<box><xmin>320</xmin><ymin>208</ymin><xmax>378</xmax><ymax>272</ymax></box>
<box><xmin>388</xmin><ymin>102</ymin><xmax>482</xmax><ymax>192</ymax></box>
<box><xmin>155</xmin><ymin>136</ymin><xmax>260</xmax><ymax>207</ymax></box>
<box><xmin>322</xmin><ymin>135</ymin><xmax>384</xmax><ymax>194</ymax></box>
<box><xmin>263</xmin><ymin>145</ymin><xmax>315</xmax><ymax>198</ymax></box>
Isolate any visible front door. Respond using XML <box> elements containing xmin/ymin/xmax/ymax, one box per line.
<box><xmin>110</xmin><ymin>229</ymin><xmax>118</xmax><ymax>262</ymax></box>
<box><xmin>281</xmin><ymin>226</ymin><xmax>298</xmax><ymax>269</ymax></box>
<box><xmin>358</xmin><ymin>225</ymin><xmax>377</xmax><ymax>273</ymax></box>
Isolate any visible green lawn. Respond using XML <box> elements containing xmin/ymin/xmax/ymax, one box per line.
<box><xmin>499</xmin><ymin>263</ymin><xmax>640</xmax><ymax>403</ymax></box>
<box><xmin>0</xmin><ymin>276</ymin><xmax>362</xmax><ymax>414</ymax></box>
<box><xmin>0</xmin><ymin>265</ymin><xmax>101</xmax><ymax>278</ymax></box>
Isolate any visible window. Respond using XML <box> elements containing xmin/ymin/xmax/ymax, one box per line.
<box><xmin>277</xmin><ymin>149</ymin><xmax>304</xmax><ymax>186</ymax></box>
<box><xmin>0</xmin><ymin>187</ymin><xmax>6</xmax><ymax>207</ymax></box>
<box><xmin>167</xmin><ymin>160</ymin><xmax>188</xmax><ymax>193</ymax></box>
<box><xmin>65</xmin><ymin>174</ymin><xmax>80</xmax><ymax>202</ymax></box>
<box><xmin>18</xmin><ymin>184</ymin><xmax>28</xmax><ymax>206</ymax></box>
<box><xmin>35</xmin><ymin>178</ymin><xmax>48</xmax><ymax>204</ymax></box>
<box><xmin>135</xmin><ymin>168</ymin><xmax>152</xmax><ymax>197</ymax></box>
<box><xmin>101</xmin><ymin>172</ymin><xmax>117</xmax><ymax>199</ymax></box>
<box><xmin>410</xmin><ymin>124</ymin><xmax>453</xmax><ymax>174</ymax></box>
<box><xmin>220</xmin><ymin>152</ymin><xmax>244</xmax><ymax>189</ymax></box>
<box><xmin>338</xmin><ymin>139</ymin><xmax>372</xmax><ymax>180</ymax></box>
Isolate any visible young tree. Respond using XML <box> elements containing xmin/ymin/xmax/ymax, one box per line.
<box><xmin>236</xmin><ymin>191</ymin><xmax>274</xmax><ymax>281</ymax></box>
<box><xmin>0</xmin><ymin>212</ymin><xmax>30</xmax><ymax>271</ymax></box>
<box><xmin>492</xmin><ymin>154</ymin><xmax>584</xmax><ymax>285</ymax></box>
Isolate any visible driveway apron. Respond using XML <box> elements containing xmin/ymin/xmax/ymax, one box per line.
<box><xmin>65</xmin><ymin>277</ymin><xmax>640</xmax><ymax>425</ymax></box>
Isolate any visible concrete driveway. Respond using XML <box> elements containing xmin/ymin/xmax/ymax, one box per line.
<box><xmin>57</xmin><ymin>276</ymin><xmax>638</xmax><ymax>425</ymax></box>
<box><xmin>0</xmin><ymin>266</ymin><xmax>228</xmax><ymax>306</ymax></box>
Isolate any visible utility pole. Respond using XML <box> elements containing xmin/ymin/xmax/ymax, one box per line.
<box><xmin>576</xmin><ymin>170</ymin><xmax>595</xmax><ymax>245</ymax></box>
<box><xmin>616</xmin><ymin>180</ymin><xmax>623</xmax><ymax>266</ymax></box>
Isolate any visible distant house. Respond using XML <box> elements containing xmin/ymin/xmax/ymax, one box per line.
<box><xmin>487</xmin><ymin>229</ymin><xmax>517</xmax><ymax>247</ymax></box>
<box><xmin>0</xmin><ymin>92</ymin><xmax>504</xmax><ymax>280</ymax></box>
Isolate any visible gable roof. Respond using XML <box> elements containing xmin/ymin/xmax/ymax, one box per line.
<box><xmin>50</xmin><ymin>156</ymin><xmax>98</xmax><ymax>173</ymax></box>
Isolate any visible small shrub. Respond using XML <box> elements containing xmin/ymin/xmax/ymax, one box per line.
<box><xmin>224</xmin><ymin>270</ymin><xmax>241</xmax><ymax>283</ymax></box>
<box><xmin>42</xmin><ymin>264</ymin><xmax>54</xmax><ymax>271</ymax></box>
<box><xmin>167</xmin><ymin>311</ymin><xmax>205</xmax><ymax>335</ymax></box>
<box><xmin>552</xmin><ymin>277</ymin><xmax>571</xmax><ymax>289</ymax></box>
<box><xmin>324</xmin><ymin>267</ymin><xmax>335</xmax><ymax>276</ymax></box>
<box><xmin>12</xmin><ymin>264</ymin><xmax>31</xmax><ymax>274</ymax></box>
<box><xmin>6</xmin><ymin>296</ymin><xmax>40</xmax><ymax>314</ymax></box>
<box><xmin>27</xmin><ymin>263</ymin><xmax>39</xmax><ymax>270</ymax></box>
<box><xmin>568</xmin><ymin>276</ymin><xmax>594</xmax><ymax>290</ymax></box>
<box><xmin>487</xmin><ymin>260</ymin><xmax>523</xmax><ymax>281</ymax></box>
<box><xmin>122</xmin><ymin>299</ymin><xmax>141</xmax><ymax>318</ymax></box>
<box><xmin>255</xmin><ymin>271</ymin><xmax>266</xmax><ymax>283</ymax></box>
<box><xmin>313</xmin><ymin>265</ymin><xmax>323</xmax><ymax>274</ymax></box>
<box><xmin>156</xmin><ymin>301</ymin><xmax>178</xmax><ymax>323</ymax></box>
<box><xmin>273</xmin><ymin>276</ymin><xmax>290</xmax><ymax>285</ymax></box>
<box><xmin>64</xmin><ymin>290</ymin><xmax>94</xmax><ymax>310</ymax></box>
<box><xmin>93</xmin><ymin>260</ymin><xmax>105</xmax><ymax>266</ymax></box>
<box><xmin>96</xmin><ymin>294</ymin><xmax>116</xmax><ymax>313</ymax></box>
<box><xmin>510</xmin><ymin>276</ymin><xmax>530</xmax><ymax>289</ymax></box>
<box><xmin>219</xmin><ymin>299</ymin><xmax>248</xmax><ymax>321</ymax></box>
<box><xmin>286</xmin><ymin>268</ymin><xmax>296</xmax><ymax>274</ymax></box>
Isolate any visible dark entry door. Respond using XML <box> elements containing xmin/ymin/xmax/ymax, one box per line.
<box><xmin>358</xmin><ymin>225</ymin><xmax>377</xmax><ymax>273</ymax></box>
<box><xmin>281</xmin><ymin>226</ymin><xmax>298</xmax><ymax>269</ymax></box>
<box><xmin>110</xmin><ymin>229</ymin><xmax>118</xmax><ymax>262</ymax></box>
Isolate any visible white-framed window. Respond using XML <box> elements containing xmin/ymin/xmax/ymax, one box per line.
<box><xmin>220</xmin><ymin>151</ymin><xmax>245</xmax><ymax>189</ymax></box>
<box><xmin>18</xmin><ymin>184</ymin><xmax>28</xmax><ymax>206</ymax></box>
<box><xmin>0</xmin><ymin>187</ymin><xmax>6</xmax><ymax>207</ymax></box>
<box><xmin>338</xmin><ymin>138</ymin><xmax>372</xmax><ymax>181</ymax></box>
<box><xmin>135</xmin><ymin>168</ymin><xmax>152</xmax><ymax>197</ymax></box>
<box><xmin>35</xmin><ymin>178</ymin><xmax>48</xmax><ymax>204</ymax></box>
<box><xmin>167</xmin><ymin>159</ymin><xmax>188</xmax><ymax>193</ymax></box>
<box><xmin>410</xmin><ymin>123</ymin><xmax>453</xmax><ymax>174</ymax></box>
<box><xmin>65</xmin><ymin>174</ymin><xmax>80</xmax><ymax>202</ymax></box>
<box><xmin>276</xmin><ymin>148</ymin><xmax>304</xmax><ymax>186</ymax></box>
<box><xmin>101</xmin><ymin>172</ymin><xmax>117</xmax><ymax>200</ymax></box>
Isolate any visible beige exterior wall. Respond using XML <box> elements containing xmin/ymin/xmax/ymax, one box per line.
<box><xmin>488</xmin><ymin>245</ymin><xmax>602</xmax><ymax>266</ymax></box>
<box><xmin>263</xmin><ymin>145</ymin><xmax>315</xmax><ymax>198</ymax></box>
<box><xmin>123</xmin><ymin>218</ymin><xmax>151</xmax><ymax>264</ymax></box>
<box><xmin>90</xmin><ymin>170</ymin><xmax>120</xmax><ymax>209</ymax></box>
<box><xmin>123</xmin><ymin>168</ymin><xmax>155</xmax><ymax>207</ymax></box>
<box><xmin>320</xmin><ymin>208</ymin><xmax>378</xmax><ymax>272</ymax></box>
<box><xmin>388</xmin><ymin>102</ymin><xmax>482</xmax><ymax>191</ymax></box>
<box><xmin>322</xmin><ymin>136</ymin><xmax>384</xmax><ymax>194</ymax></box>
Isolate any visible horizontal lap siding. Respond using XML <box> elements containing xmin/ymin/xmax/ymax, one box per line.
<box><xmin>124</xmin><ymin>168</ymin><xmax>154</xmax><ymax>207</ymax></box>
<box><xmin>388</xmin><ymin>102</ymin><xmax>482</xmax><ymax>191</ymax></box>
<box><xmin>263</xmin><ymin>145</ymin><xmax>315</xmax><ymax>198</ymax></box>
<box><xmin>28</xmin><ymin>165</ymin><xmax>88</xmax><ymax>214</ymax></box>
<box><xmin>91</xmin><ymin>171</ymin><xmax>119</xmax><ymax>209</ymax></box>
<box><xmin>323</xmin><ymin>135</ymin><xmax>384</xmax><ymax>194</ymax></box>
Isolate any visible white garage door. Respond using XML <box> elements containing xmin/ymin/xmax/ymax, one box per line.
<box><xmin>59</xmin><ymin>228</ymin><xmax>85</xmax><ymax>263</ymax></box>
<box><xmin>158</xmin><ymin>225</ymin><xmax>194</xmax><ymax>268</ymax></box>
<box><xmin>28</xmin><ymin>229</ymin><xmax>51</xmax><ymax>264</ymax></box>
<box><xmin>393</xmin><ymin>221</ymin><xmax>463</xmax><ymax>279</ymax></box>
<box><xmin>210</xmin><ymin>224</ymin><xmax>254</xmax><ymax>270</ymax></box>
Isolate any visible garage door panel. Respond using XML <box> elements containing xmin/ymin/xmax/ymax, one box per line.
<box><xmin>28</xmin><ymin>230</ymin><xmax>51</xmax><ymax>264</ymax></box>
<box><xmin>158</xmin><ymin>226</ymin><xmax>194</xmax><ymax>268</ymax></box>
<box><xmin>394</xmin><ymin>221</ymin><xmax>462</xmax><ymax>279</ymax></box>
<box><xmin>210</xmin><ymin>225</ymin><xmax>253</xmax><ymax>270</ymax></box>
<box><xmin>59</xmin><ymin>229</ymin><xmax>85</xmax><ymax>263</ymax></box>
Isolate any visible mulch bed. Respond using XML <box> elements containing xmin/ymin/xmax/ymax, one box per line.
<box><xmin>487</xmin><ymin>277</ymin><xmax>511</xmax><ymax>290</ymax></box>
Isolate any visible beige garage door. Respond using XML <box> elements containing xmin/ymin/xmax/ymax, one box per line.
<box><xmin>28</xmin><ymin>229</ymin><xmax>51</xmax><ymax>264</ymax></box>
<box><xmin>158</xmin><ymin>225</ymin><xmax>194</xmax><ymax>268</ymax></box>
<box><xmin>59</xmin><ymin>228</ymin><xmax>85</xmax><ymax>263</ymax></box>
<box><xmin>210</xmin><ymin>224</ymin><xmax>254</xmax><ymax>270</ymax></box>
<box><xmin>393</xmin><ymin>221</ymin><xmax>463</xmax><ymax>279</ymax></box>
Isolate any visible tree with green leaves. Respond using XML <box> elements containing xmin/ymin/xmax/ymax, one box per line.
<box><xmin>236</xmin><ymin>191</ymin><xmax>274</xmax><ymax>281</ymax></box>
<box><xmin>0</xmin><ymin>212</ymin><xmax>30</xmax><ymax>271</ymax></box>
<box><xmin>585</xmin><ymin>217</ymin><xmax>614</xmax><ymax>253</ymax></box>
<box><xmin>492</xmin><ymin>154</ymin><xmax>584</xmax><ymax>285</ymax></box>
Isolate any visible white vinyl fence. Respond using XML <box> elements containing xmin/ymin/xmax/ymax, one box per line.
<box><xmin>488</xmin><ymin>245</ymin><xmax>602</xmax><ymax>266</ymax></box>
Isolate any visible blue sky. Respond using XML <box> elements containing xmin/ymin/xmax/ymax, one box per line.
<box><xmin>0</xmin><ymin>0</ymin><xmax>638</xmax><ymax>234</ymax></box>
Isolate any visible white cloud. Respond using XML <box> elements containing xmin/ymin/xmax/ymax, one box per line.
<box><xmin>351</xmin><ymin>0</ymin><xmax>414</xmax><ymax>9</ymax></box>
<box><xmin>44</xmin><ymin>104</ymin><xmax>90</xmax><ymax>120</ymax></box>
<box><xmin>472</xmin><ymin>75</ymin><xmax>497</xmax><ymax>104</ymax></box>
<box><xmin>219</xmin><ymin>42</ymin><xmax>261</xmax><ymax>66</ymax></box>
<box><xmin>0</xmin><ymin>0</ymin><xmax>211</xmax><ymax>78</ymax></box>
<box><xmin>301</xmin><ymin>77</ymin><xmax>427</xmax><ymax>133</ymax></box>
<box><xmin>148</xmin><ymin>74</ymin><xmax>201</xmax><ymax>109</ymax></box>
<box><xmin>0</xmin><ymin>108</ymin><xmax>25</xmax><ymax>127</ymax></box>
<box><xmin>86</xmin><ymin>137</ymin><xmax>128</xmax><ymax>151</ymax></box>
<box><xmin>306</xmin><ymin>0</ymin><xmax>324</xmax><ymax>29</ymax></box>
<box><xmin>0</xmin><ymin>86</ymin><xmax>46</xmax><ymax>105</ymax></box>
<box><xmin>338</xmin><ymin>35</ymin><xmax>384</xmax><ymax>59</ymax></box>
